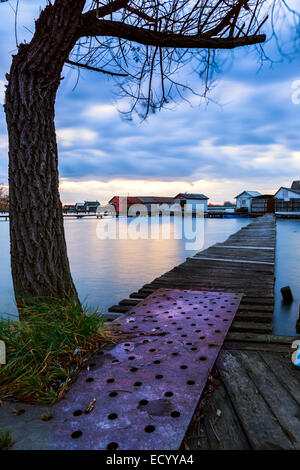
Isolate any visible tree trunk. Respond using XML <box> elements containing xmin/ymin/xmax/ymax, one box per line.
<box><xmin>4</xmin><ymin>0</ymin><xmax>85</xmax><ymax>307</ymax></box>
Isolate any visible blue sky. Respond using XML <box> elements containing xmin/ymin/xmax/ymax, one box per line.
<box><xmin>0</xmin><ymin>1</ymin><xmax>300</xmax><ymax>203</ymax></box>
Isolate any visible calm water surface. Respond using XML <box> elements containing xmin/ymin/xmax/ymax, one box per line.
<box><xmin>274</xmin><ymin>219</ymin><xmax>300</xmax><ymax>336</ymax></box>
<box><xmin>1</xmin><ymin>217</ymin><xmax>299</xmax><ymax>336</ymax></box>
<box><xmin>0</xmin><ymin>217</ymin><xmax>250</xmax><ymax>318</ymax></box>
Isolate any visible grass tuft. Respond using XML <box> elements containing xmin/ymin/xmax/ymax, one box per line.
<box><xmin>0</xmin><ymin>429</ymin><xmax>13</xmax><ymax>450</ymax></box>
<box><xmin>0</xmin><ymin>299</ymin><xmax>116</xmax><ymax>403</ymax></box>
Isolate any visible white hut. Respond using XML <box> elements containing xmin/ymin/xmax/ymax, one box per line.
<box><xmin>235</xmin><ymin>191</ymin><xmax>261</xmax><ymax>212</ymax></box>
<box><xmin>274</xmin><ymin>185</ymin><xmax>300</xmax><ymax>214</ymax></box>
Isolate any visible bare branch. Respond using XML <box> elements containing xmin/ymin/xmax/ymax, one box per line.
<box><xmin>66</xmin><ymin>58</ymin><xmax>128</xmax><ymax>76</ymax></box>
<box><xmin>82</xmin><ymin>0</ymin><xmax>130</xmax><ymax>21</ymax></box>
<box><xmin>65</xmin><ymin>0</ymin><xmax>298</xmax><ymax>119</ymax></box>
<box><xmin>79</xmin><ymin>19</ymin><xmax>265</xmax><ymax>49</ymax></box>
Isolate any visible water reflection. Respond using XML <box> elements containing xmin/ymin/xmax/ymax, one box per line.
<box><xmin>0</xmin><ymin>216</ymin><xmax>250</xmax><ymax>319</ymax></box>
<box><xmin>0</xmin><ymin>221</ymin><xmax>15</xmax><ymax>317</ymax></box>
<box><xmin>274</xmin><ymin>219</ymin><xmax>300</xmax><ymax>336</ymax></box>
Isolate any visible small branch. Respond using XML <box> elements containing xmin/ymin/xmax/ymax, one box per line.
<box><xmin>199</xmin><ymin>0</ymin><xmax>223</xmax><ymax>34</ymax></box>
<box><xmin>83</xmin><ymin>0</ymin><xmax>130</xmax><ymax>21</ymax></box>
<box><xmin>146</xmin><ymin>46</ymin><xmax>158</xmax><ymax>117</ymax></box>
<box><xmin>246</xmin><ymin>2</ymin><xmax>259</xmax><ymax>35</ymax></box>
<box><xmin>66</xmin><ymin>59</ymin><xmax>128</xmax><ymax>76</ymax></box>
<box><xmin>254</xmin><ymin>15</ymin><xmax>269</xmax><ymax>35</ymax></box>
<box><xmin>229</xmin><ymin>3</ymin><xmax>243</xmax><ymax>37</ymax></box>
<box><xmin>125</xmin><ymin>6</ymin><xmax>155</xmax><ymax>23</ymax></box>
<box><xmin>202</xmin><ymin>0</ymin><xmax>248</xmax><ymax>37</ymax></box>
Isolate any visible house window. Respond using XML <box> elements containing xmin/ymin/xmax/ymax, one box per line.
<box><xmin>241</xmin><ymin>199</ymin><xmax>246</xmax><ymax>205</ymax></box>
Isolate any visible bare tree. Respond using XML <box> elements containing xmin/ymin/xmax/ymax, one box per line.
<box><xmin>2</xmin><ymin>0</ymin><xmax>297</xmax><ymax>308</ymax></box>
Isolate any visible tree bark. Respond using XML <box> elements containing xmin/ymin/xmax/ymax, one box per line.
<box><xmin>4</xmin><ymin>0</ymin><xmax>85</xmax><ymax>306</ymax></box>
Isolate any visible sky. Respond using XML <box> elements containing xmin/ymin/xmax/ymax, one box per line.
<box><xmin>0</xmin><ymin>1</ymin><xmax>300</xmax><ymax>204</ymax></box>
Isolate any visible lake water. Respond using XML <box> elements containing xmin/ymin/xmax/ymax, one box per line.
<box><xmin>274</xmin><ymin>219</ymin><xmax>300</xmax><ymax>336</ymax></box>
<box><xmin>0</xmin><ymin>217</ymin><xmax>299</xmax><ymax>336</ymax></box>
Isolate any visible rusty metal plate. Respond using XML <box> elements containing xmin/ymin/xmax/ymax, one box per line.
<box><xmin>50</xmin><ymin>289</ymin><xmax>242</xmax><ymax>450</ymax></box>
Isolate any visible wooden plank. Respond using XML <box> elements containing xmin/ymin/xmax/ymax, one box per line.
<box><xmin>201</xmin><ymin>383</ymin><xmax>251</xmax><ymax>450</ymax></box>
<box><xmin>226</xmin><ymin>332</ymin><xmax>298</xmax><ymax>344</ymax></box>
<box><xmin>157</xmin><ymin>271</ymin><xmax>275</xmax><ymax>280</ymax></box>
<box><xmin>185</xmin><ymin>429</ymin><xmax>210</xmax><ymax>450</ymax></box>
<box><xmin>215</xmin><ymin>245</ymin><xmax>274</xmax><ymax>250</ymax></box>
<box><xmin>130</xmin><ymin>291</ymin><xmax>149</xmax><ymax>299</ymax></box>
<box><xmin>152</xmin><ymin>274</ymin><xmax>274</xmax><ymax>285</ymax></box>
<box><xmin>119</xmin><ymin>299</ymin><xmax>140</xmax><ymax>306</ymax></box>
<box><xmin>230</xmin><ymin>321</ymin><xmax>272</xmax><ymax>334</ymax></box>
<box><xmin>163</xmin><ymin>265</ymin><xmax>275</xmax><ymax>274</ymax></box>
<box><xmin>235</xmin><ymin>311</ymin><xmax>272</xmax><ymax>323</ymax></box>
<box><xmin>202</xmin><ymin>248</ymin><xmax>275</xmax><ymax>260</ymax></box>
<box><xmin>167</xmin><ymin>268</ymin><xmax>275</xmax><ymax>278</ymax></box>
<box><xmin>238</xmin><ymin>304</ymin><xmax>273</xmax><ymax>313</ymax></box>
<box><xmin>262</xmin><ymin>352</ymin><xmax>300</xmax><ymax>404</ymax></box>
<box><xmin>224</xmin><ymin>341</ymin><xmax>291</xmax><ymax>353</ymax></box>
<box><xmin>188</xmin><ymin>257</ymin><xmax>274</xmax><ymax>265</ymax></box>
<box><xmin>237</xmin><ymin>351</ymin><xmax>300</xmax><ymax>448</ymax></box>
<box><xmin>108</xmin><ymin>304</ymin><xmax>130</xmax><ymax>313</ymax></box>
<box><xmin>241</xmin><ymin>296</ymin><xmax>274</xmax><ymax>305</ymax></box>
<box><xmin>179</xmin><ymin>260</ymin><xmax>275</xmax><ymax>268</ymax></box>
<box><xmin>217</xmin><ymin>350</ymin><xmax>295</xmax><ymax>449</ymax></box>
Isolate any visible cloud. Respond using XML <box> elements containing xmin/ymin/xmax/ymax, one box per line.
<box><xmin>58</xmin><ymin>174</ymin><xmax>289</xmax><ymax>206</ymax></box>
<box><xmin>55</xmin><ymin>71</ymin><xmax>300</xmax><ymax>189</ymax></box>
<box><xmin>59</xmin><ymin>177</ymin><xmax>229</xmax><ymax>204</ymax></box>
<box><xmin>56</xmin><ymin>127</ymin><xmax>98</xmax><ymax>147</ymax></box>
<box><xmin>83</xmin><ymin>104</ymin><xmax>117</xmax><ymax>120</ymax></box>
<box><xmin>0</xmin><ymin>1</ymin><xmax>299</xmax><ymax>204</ymax></box>
<box><xmin>0</xmin><ymin>134</ymin><xmax>8</xmax><ymax>149</ymax></box>
<box><xmin>0</xmin><ymin>81</ymin><xmax>5</xmax><ymax>105</ymax></box>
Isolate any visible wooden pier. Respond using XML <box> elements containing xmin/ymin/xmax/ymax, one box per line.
<box><xmin>1</xmin><ymin>214</ymin><xmax>299</xmax><ymax>450</ymax></box>
<box><xmin>109</xmin><ymin>214</ymin><xmax>276</xmax><ymax>337</ymax></box>
<box><xmin>108</xmin><ymin>214</ymin><xmax>300</xmax><ymax>450</ymax></box>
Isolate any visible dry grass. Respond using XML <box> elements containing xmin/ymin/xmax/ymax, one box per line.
<box><xmin>0</xmin><ymin>429</ymin><xmax>13</xmax><ymax>450</ymax></box>
<box><xmin>0</xmin><ymin>299</ymin><xmax>117</xmax><ymax>403</ymax></box>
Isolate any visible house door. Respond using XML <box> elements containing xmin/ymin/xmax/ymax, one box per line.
<box><xmin>267</xmin><ymin>198</ymin><xmax>275</xmax><ymax>213</ymax></box>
